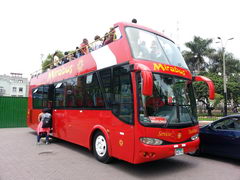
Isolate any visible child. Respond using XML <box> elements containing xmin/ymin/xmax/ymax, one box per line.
<box><xmin>37</xmin><ymin>108</ymin><xmax>51</xmax><ymax>144</ymax></box>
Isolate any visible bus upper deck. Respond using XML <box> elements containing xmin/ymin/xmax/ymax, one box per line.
<box><xmin>30</xmin><ymin>22</ymin><xmax>193</xmax><ymax>86</ymax></box>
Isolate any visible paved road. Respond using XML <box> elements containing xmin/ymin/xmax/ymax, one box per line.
<box><xmin>0</xmin><ymin>128</ymin><xmax>239</xmax><ymax>180</ymax></box>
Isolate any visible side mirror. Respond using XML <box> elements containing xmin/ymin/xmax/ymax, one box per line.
<box><xmin>134</xmin><ymin>63</ymin><xmax>153</xmax><ymax>96</ymax></box>
<box><xmin>193</xmin><ymin>76</ymin><xmax>215</xmax><ymax>100</ymax></box>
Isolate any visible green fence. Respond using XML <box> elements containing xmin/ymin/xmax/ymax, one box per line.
<box><xmin>0</xmin><ymin>96</ymin><xmax>28</xmax><ymax>128</ymax></box>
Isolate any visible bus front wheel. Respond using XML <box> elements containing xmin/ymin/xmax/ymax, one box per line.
<box><xmin>93</xmin><ymin>131</ymin><xmax>111</xmax><ymax>163</ymax></box>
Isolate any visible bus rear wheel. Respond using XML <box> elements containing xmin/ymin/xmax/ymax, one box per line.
<box><xmin>93</xmin><ymin>131</ymin><xmax>111</xmax><ymax>163</ymax></box>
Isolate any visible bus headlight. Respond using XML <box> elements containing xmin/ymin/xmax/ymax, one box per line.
<box><xmin>191</xmin><ymin>134</ymin><xmax>199</xmax><ymax>141</ymax></box>
<box><xmin>140</xmin><ymin>137</ymin><xmax>163</xmax><ymax>145</ymax></box>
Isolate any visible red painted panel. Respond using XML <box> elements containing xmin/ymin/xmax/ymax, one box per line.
<box><xmin>51</xmin><ymin>109</ymin><xmax>135</xmax><ymax>163</ymax></box>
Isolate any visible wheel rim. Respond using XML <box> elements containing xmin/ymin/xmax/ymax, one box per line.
<box><xmin>95</xmin><ymin>135</ymin><xmax>107</xmax><ymax>157</ymax></box>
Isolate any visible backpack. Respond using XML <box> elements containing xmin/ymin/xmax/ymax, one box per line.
<box><xmin>41</xmin><ymin>113</ymin><xmax>52</xmax><ymax>128</ymax></box>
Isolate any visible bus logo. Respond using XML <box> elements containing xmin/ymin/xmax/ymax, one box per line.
<box><xmin>153</xmin><ymin>63</ymin><xmax>186</xmax><ymax>76</ymax></box>
<box><xmin>48</xmin><ymin>65</ymin><xmax>73</xmax><ymax>80</ymax></box>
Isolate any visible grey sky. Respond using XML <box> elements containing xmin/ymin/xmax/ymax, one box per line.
<box><xmin>0</xmin><ymin>0</ymin><xmax>239</xmax><ymax>78</ymax></box>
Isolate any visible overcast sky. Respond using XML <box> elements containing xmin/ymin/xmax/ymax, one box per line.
<box><xmin>0</xmin><ymin>0</ymin><xmax>239</xmax><ymax>78</ymax></box>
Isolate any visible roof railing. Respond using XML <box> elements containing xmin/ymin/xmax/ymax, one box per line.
<box><xmin>31</xmin><ymin>28</ymin><xmax>117</xmax><ymax>78</ymax></box>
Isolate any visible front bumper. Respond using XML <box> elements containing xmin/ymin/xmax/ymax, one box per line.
<box><xmin>133</xmin><ymin>138</ymin><xmax>200</xmax><ymax>164</ymax></box>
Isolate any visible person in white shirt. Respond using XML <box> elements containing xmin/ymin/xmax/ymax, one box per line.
<box><xmin>92</xmin><ymin>35</ymin><xmax>102</xmax><ymax>51</ymax></box>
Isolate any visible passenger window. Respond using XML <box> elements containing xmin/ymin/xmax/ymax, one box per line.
<box><xmin>42</xmin><ymin>86</ymin><xmax>50</xmax><ymax>108</ymax></box>
<box><xmin>54</xmin><ymin>82</ymin><xmax>65</xmax><ymax>107</ymax></box>
<box><xmin>32</xmin><ymin>86</ymin><xmax>43</xmax><ymax>109</ymax></box>
<box><xmin>84</xmin><ymin>73</ymin><xmax>105</xmax><ymax>108</ymax></box>
<box><xmin>65</xmin><ymin>78</ymin><xmax>77</xmax><ymax>107</ymax></box>
<box><xmin>75</xmin><ymin>76</ymin><xmax>85</xmax><ymax>107</ymax></box>
<box><xmin>52</xmin><ymin>74</ymin><xmax>105</xmax><ymax>109</ymax></box>
<box><xmin>112</xmin><ymin>65</ymin><xmax>133</xmax><ymax>124</ymax></box>
<box><xmin>75</xmin><ymin>73</ymin><xmax>105</xmax><ymax>108</ymax></box>
<box><xmin>99</xmin><ymin>69</ymin><xmax>111</xmax><ymax>106</ymax></box>
<box><xmin>33</xmin><ymin>85</ymin><xmax>54</xmax><ymax>109</ymax></box>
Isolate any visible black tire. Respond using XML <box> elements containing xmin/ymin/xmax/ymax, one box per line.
<box><xmin>93</xmin><ymin>131</ymin><xmax>112</xmax><ymax>163</ymax></box>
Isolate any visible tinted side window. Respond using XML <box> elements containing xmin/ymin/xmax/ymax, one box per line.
<box><xmin>51</xmin><ymin>74</ymin><xmax>105</xmax><ymax>109</ymax></box>
<box><xmin>112</xmin><ymin>65</ymin><xmax>133</xmax><ymax>124</ymax></box>
<box><xmin>99</xmin><ymin>69</ymin><xmax>111</xmax><ymax>106</ymax></box>
<box><xmin>75</xmin><ymin>76</ymin><xmax>85</xmax><ymax>108</ymax></box>
<box><xmin>54</xmin><ymin>83</ymin><xmax>65</xmax><ymax>107</ymax></box>
<box><xmin>213</xmin><ymin>117</ymin><xmax>239</xmax><ymax>130</ymax></box>
<box><xmin>84</xmin><ymin>73</ymin><xmax>105</xmax><ymax>108</ymax></box>
<box><xmin>33</xmin><ymin>85</ymin><xmax>53</xmax><ymax>109</ymax></box>
<box><xmin>32</xmin><ymin>86</ymin><xmax>43</xmax><ymax>109</ymax></box>
<box><xmin>42</xmin><ymin>86</ymin><xmax>49</xmax><ymax>108</ymax></box>
<box><xmin>65</xmin><ymin>78</ymin><xmax>77</xmax><ymax>107</ymax></box>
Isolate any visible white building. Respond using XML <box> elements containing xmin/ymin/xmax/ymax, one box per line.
<box><xmin>0</xmin><ymin>73</ymin><xmax>28</xmax><ymax>97</ymax></box>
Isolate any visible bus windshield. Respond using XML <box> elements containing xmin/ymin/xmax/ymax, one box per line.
<box><xmin>137</xmin><ymin>73</ymin><xmax>197</xmax><ymax>128</ymax></box>
<box><xmin>126</xmin><ymin>27</ymin><xmax>189</xmax><ymax>70</ymax></box>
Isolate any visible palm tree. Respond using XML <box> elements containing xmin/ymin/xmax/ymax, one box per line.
<box><xmin>182</xmin><ymin>36</ymin><xmax>215</xmax><ymax>73</ymax></box>
<box><xmin>208</xmin><ymin>50</ymin><xmax>240</xmax><ymax>76</ymax></box>
<box><xmin>208</xmin><ymin>49</ymin><xmax>222</xmax><ymax>73</ymax></box>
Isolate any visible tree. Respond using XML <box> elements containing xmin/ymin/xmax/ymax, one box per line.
<box><xmin>42</xmin><ymin>54</ymin><xmax>53</xmax><ymax>72</ymax></box>
<box><xmin>227</xmin><ymin>75</ymin><xmax>240</xmax><ymax>107</ymax></box>
<box><xmin>182</xmin><ymin>36</ymin><xmax>240</xmax><ymax>114</ymax></box>
<box><xmin>182</xmin><ymin>36</ymin><xmax>215</xmax><ymax>73</ymax></box>
<box><xmin>193</xmin><ymin>72</ymin><xmax>223</xmax><ymax>116</ymax></box>
<box><xmin>208</xmin><ymin>50</ymin><xmax>240</xmax><ymax>76</ymax></box>
<box><xmin>208</xmin><ymin>49</ymin><xmax>240</xmax><ymax>107</ymax></box>
<box><xmin>41</xmin><ymin>50</ymin><xmax>64</xmax><ymax>72</ymax></box>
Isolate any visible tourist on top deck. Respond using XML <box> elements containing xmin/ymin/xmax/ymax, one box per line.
<box><xmin>92</xmin><ymin>35</ymin><xmax>102</xmax><ymax>51</ymax></box>
<box><xmin>80</xmin><ymin>38</ymin><xmax>89</xmax><ymax>55</ymax></box>
<box><xmin>75</xmin><ymin>47</ymin><xmax>83</xmax><ymax>58</ymax></box>
<box><xmin>102</xmin><ymin>33</ymin><xmax>109</xmax><ymax>46</ymax></box>
<box><xmin>103</xmin><ymin>27</ymin><xmax>116</xmax><ymax>46</ymax></box>
<box><xmin>68</xmin><ymin>53</ymin><xmax>75</xmax><ymax>61</ymax></box>
<box><xmin>53</xmin><ymin>51</ymin><xmax>60</xmax><ymax>68</ymax></box>
<box><xmin>61</xmin><ymin>51</ymin><xmax>70</xmax><ymax>64</ymax></box>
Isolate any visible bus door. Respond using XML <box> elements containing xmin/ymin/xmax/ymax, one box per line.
<box><xmin>52</xmin><ymin>82</ymin><xmax>69</xmax><ymax>139</ymax></box>
<box><xmin>100</xmin><ymin>65</ymin><xmax>135</xmax><ymax>163</ymax></box>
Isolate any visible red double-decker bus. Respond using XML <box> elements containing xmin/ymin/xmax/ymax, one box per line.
<box><xmin>27</xmin><ymin>22</ymin><xmax>215</xmax><ymax>164</ymax></box>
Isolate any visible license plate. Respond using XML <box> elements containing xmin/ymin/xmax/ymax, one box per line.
<box><xmin>175</xmin><ymin>148</ymin><xmax>184</xmax><ymax>156</ymax></box>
